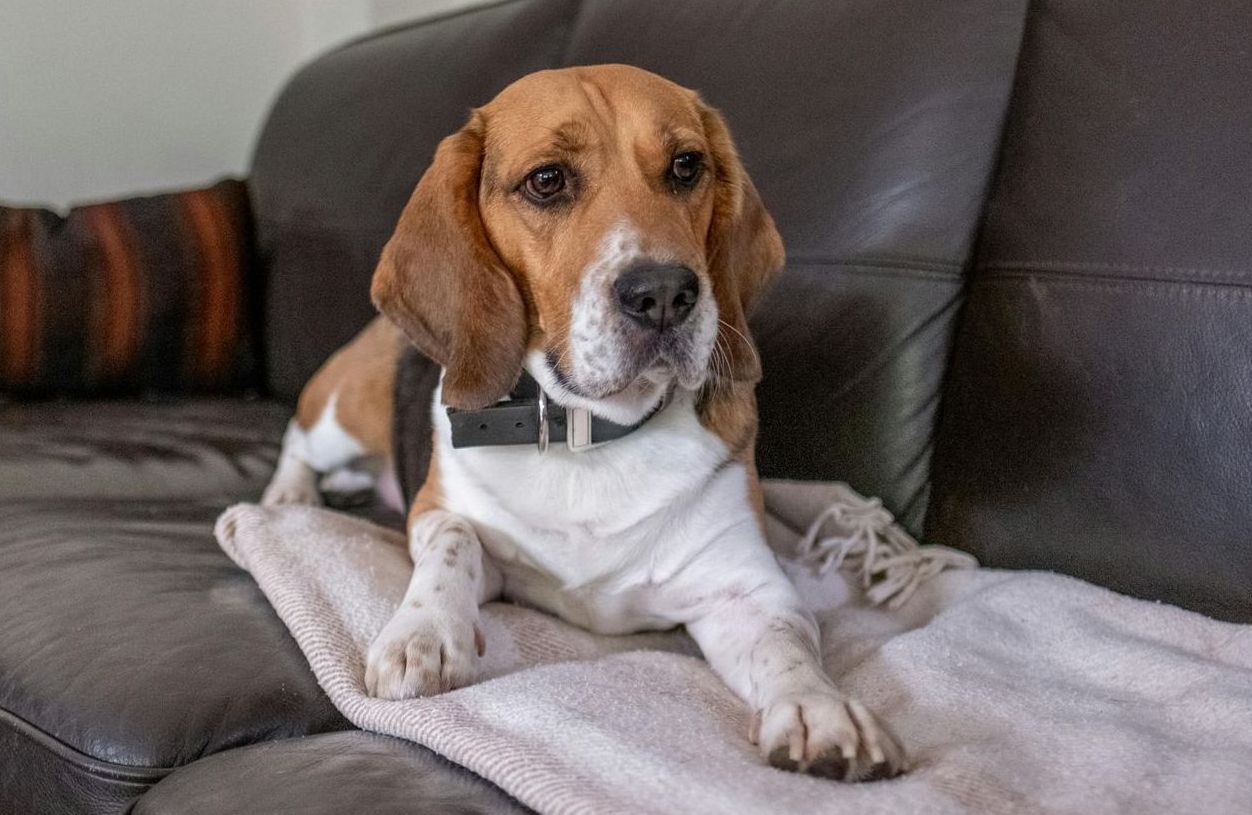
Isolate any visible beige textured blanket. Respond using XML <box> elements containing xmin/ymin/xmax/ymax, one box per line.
<box><xmin>216</xmin><ymin>481</ymin><xmax>1252</xmax><ymax>815</ymax></box>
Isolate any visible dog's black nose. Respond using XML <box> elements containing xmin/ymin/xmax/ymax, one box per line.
<box><xmin>613</xmin><ymin>264</ymin><xmax>699</xmax><ymax>330</ymax></box>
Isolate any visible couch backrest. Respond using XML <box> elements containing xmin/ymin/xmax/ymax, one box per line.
<box><xmin>925</xmin><ymin>0</ymin><xmax>1252</xmax><ymax>620</ymax></box>
<box><xmin>252</xmin><ymin>0</ymin><xmax>583</xmax><ymax>398</ymax></box>
<box><xmin>251</xmin><ymin>0</ymin><xmax>1026</xmax><ymax>533</ymax></box>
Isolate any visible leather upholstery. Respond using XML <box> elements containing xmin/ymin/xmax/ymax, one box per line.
<box><xmin>0</xmin><ymin>398</ymin><xmax>288</xmax><ymax>501</ymax></box>
<box><xmin>131</xmin><ymin>731</ymin><xmax>527</xmax><ymax>815</ymax></box>
<box><xmin>0</xmin><ymin>498</ymin><xmax>352</xmax><ymax>800</ymax></box>
<box><xmin>0</xmin><ymin>708</ymin><xmax>156</xmax><ymax>815</ymax></box>
<box><xmin>925</xmin><ymin>0</ymin><xmax>1252</xmax><ymax>621</ymax></box>
<box><xmin>0</xmin><ymin>401</ymin><xmax>351</xmax><ymax>814</ymax></box>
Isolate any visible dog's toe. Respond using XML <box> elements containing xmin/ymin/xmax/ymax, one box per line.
<box><xmin>755</xmin><ymin>692</ymin><xmax>905</xmax><ymax>782</ymax></box>
<box><xmin>364</xmin><ymin>607</ymin><xmax>479</xmax><ymax>699</ymax></box>
<box><xmin>844</xmin><ymin>699</ymin><xmax>906</xmax><ymax>781</ymax></box>
<box><xmin>261</xmin><ymin>479</ymin><xmax>322</xmax><ymax>507</ymax></box>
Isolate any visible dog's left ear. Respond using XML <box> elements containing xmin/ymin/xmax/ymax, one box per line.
<box><xmin>700</xmin><ymin>101</ymin><xmax>786</xmax><ymax>385</ymax></box>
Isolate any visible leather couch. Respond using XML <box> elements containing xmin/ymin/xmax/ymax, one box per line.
<box><xmin>4</xmin><ymin>1</ymin><xmax>1249</xmax><ymax>811</ymax></box>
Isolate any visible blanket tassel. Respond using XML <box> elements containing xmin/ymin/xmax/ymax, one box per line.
<box><xmin>797</xmin><ymin>487</ymin><xmax>978</xmax><ymax>609</ymax></box>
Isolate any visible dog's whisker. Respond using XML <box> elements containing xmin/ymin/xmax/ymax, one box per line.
<box><xmin>717</xmin><ymin>318</ymin><xmax>761</xmax><ymax>372</ymax></box>
<box><xmin>707</xmin><ymin>334</ymin><xmax>732</xmax><ymax>400</ymax></box>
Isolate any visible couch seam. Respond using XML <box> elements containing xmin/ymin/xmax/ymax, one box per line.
<box><xmin>984</xmin><ymin>260</ymin><xmax>1251</xmax><ymax>282</ymax></box>
<box><xmin>792</xmin><ymin>253</ymin><xmax>963</xmax><ymax>270</ymax></box>
<box><xmin>0</xmin><ymin>705</ymin><xmax>176</xmax><ymax>783</ymax></box>
<box><xmin>785</xmin><ymin>258</ymin><xmax>963</xmax><ymax>281</ymax></box>
<box><xmin>921</xmin><ymin>0</ymin><xmax>1034</xmax><ymax>544</ymax></box>
<box><xmin>979</xmin><ymin>267</ymin><xmax>1252</xmax><ymax>296</ymax></box>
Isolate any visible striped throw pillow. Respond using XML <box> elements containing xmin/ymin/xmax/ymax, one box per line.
<box><xmin>0</xmin><ymin>180</ymin><xmax>258</xmax><ymax>396</ymax></box>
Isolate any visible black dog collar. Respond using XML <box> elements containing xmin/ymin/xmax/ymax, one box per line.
<box><xmin>447</xmin><ymin>372</ymin><xmax>665</xmax><ymax>452</ymax></box>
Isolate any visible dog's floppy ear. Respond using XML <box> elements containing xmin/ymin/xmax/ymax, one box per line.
<box><xmin>700</xmin><ymin>101</ymin><xmax>785</xmax><ymax>385</ymax></box>
<box><xmin>371</xmin><ymin>112</ymin><xmax>527</xmax><ymax>409</ymax></box>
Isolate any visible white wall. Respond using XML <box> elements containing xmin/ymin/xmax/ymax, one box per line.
<box><xmin>0</xmin><ymin>0</ymin><xmax>481</xmax><ymax>209</ymax></box>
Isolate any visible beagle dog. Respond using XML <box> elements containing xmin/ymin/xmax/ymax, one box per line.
<box><xmin>262</xmin><ymin>64</ymin><xmax>905</xmax><ymax>782</ymax></box>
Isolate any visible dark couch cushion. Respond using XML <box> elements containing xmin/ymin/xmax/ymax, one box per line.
<box><xmin>131</xmin><ymin>731</ymin><xmax>527</xmax><ymax>815</ymax></box>
<box><xmin>926</xmin><ymin>0</ymin><xmax>1252</xmax><ymax>620</ymax></box>
<box><xmin>0</xmin><ymin>494</ymin><xmax>350</xmax><ymax>814</ymax></box>
<box><xmin>1</xmin><ymin>706</ymin><xmax>161</xmax><ymax>815</ymax></box>
<box><xmin>0</xmin><ymin>180</ymin><xmax>259</xmax><ymax>397</ymax></box>
<box><xmin>0</xmin><ymin>398</ymin><xmax>289</xmax><ymax>502</ymax></box>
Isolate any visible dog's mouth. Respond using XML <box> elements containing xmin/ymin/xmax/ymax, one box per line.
<box><xmin>544</xmin><ymin>333</ymin><xmax>706</xmax><ymax>401</ymax></box>
<box><xmin>639</xmin><ymin>331</ymin><xmax>708</xmax><ymax>390</ymax></box>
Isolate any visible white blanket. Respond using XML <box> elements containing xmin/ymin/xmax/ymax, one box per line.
<box><xmin>215</xmin><ymin>480</ymin><xmax>1252</xmax><ymax>815</ymax></box>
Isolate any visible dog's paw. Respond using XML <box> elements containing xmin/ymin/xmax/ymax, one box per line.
<box><xmin>751</xmin><ymin>692</ymin><xmax>905</xmax><ymax>781</ymax></box>
<box><xmin>260</xmin><ymin>470</ymin><xmax>322</xmax><ymax>507</ymax></box>
<box><xmin>318</xmin><ymin>468</ymin><xmax>377</xmax><ymax>509</ymax></box>
<box><xmin>364</xmin><ymin>605</ymin><xmax>482</xmax><ymax>699</ymax></box>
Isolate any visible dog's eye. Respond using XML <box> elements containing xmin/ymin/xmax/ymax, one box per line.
<box><xmin>670</xmin><ymin>152</ymin><xmax>703</xmax><ymax>187</ymax></box>
<box><xmin>523</xmin><ymin>166</ymin><xmax>566</xmax><ymax>202</ymax></box>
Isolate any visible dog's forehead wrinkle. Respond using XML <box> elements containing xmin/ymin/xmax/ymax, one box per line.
<box><xmin>576</xmin><ymin>75</ymin><xmax>616</xmax><ymax>123</ymax></box>
<box><xmin>573</xmin><ymin>71</ymin><xmax>687</xmax><ymax>138</ymax></box>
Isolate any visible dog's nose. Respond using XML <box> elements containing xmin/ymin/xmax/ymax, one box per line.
<box><xmin>613</xmin><ymin>264</ymin><xmax>699</xmax><ymax>330</ymax></box>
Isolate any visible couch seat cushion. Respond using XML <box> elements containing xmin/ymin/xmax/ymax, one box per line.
<box><xmin>131</xmin><ymin>731</ymin><xmax>527</xmax><ymax>815</ymax></box>
<box><xmin>0</xmin><ymin>496</ymin><xmax>351</xmax><ymax>813</ymax></box>
<box><xmin>0</xmin><ymin>397</ymin><xmax>289</xmax><ymax>502</ymax></box>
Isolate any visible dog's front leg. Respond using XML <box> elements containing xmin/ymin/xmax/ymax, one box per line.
<box><xmin>365</xmin><ymin>509</ymin><xmax>501</xmax><ymax>699</ymax></box>
<box><xmin>685</xmin><ymin>569</ymin><xmax>905</xmax><ymax>781</ymax></box>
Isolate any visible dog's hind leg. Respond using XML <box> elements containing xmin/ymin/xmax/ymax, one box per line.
<box><xmin>262</xmin><ymin>421</ymin><xmax>327</xmax><ymax>506</ymax></box>
<box><xmin>261</xmin><ymin>317</ymin><xmax>401</xmax><ymax>507</ymax></box>
<box><xmin>262</xmin><ymin>395</ymin><xmax>364</xmax><ymax>506</ymax></box>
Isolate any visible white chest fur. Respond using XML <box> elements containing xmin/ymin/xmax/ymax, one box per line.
<box><xmin>430</xmin><ymin>384</ymin><xmax>761</xmax><ymax>634</ymax></box>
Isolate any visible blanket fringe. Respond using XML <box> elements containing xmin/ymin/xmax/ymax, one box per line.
<box><xmin>797</xmin><ymin>486</ymin><xmax>978</xmax><ymax>609</ymax></box>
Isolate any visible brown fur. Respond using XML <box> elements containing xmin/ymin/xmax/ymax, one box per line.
<box><xmin>699</xmin><ymin>107</ymin><xmax>786</xmax><ymax>386</ymax></box>
<box><xmin>698</xmin><ymin>382</ymin><xmax>768</xmax><ymax>524</ymax></box>
<box><xmin>295</xmin><ymin>315</ymin><xmax>402</xmax><ymax>459</ymax></box>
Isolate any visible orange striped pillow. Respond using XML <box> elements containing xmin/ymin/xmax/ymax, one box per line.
<box><xmin>0</xmin><ymin>180</ymin><xmax>257</xmax><ymax>396</ymax></box>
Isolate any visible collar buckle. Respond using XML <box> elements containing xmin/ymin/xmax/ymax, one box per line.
<box><xmin>566</xmin><ymin>407</ymin><xmax>596</xmax><ymax>453</ymax></box>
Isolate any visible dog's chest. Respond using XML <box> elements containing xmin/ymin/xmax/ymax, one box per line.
<box><xmin>431</xmin><ymin>394</ymin><xmax>734</xmax><ymax>633</ymax></box>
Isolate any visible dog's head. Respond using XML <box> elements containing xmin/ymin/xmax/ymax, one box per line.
<box><xmin>372</xmin><ymin>64</ymin><xmax>784</xmax><ymax>421</ymax></box>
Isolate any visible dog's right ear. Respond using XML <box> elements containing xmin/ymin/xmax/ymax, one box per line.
<box><xmin>699</xmin><ymin>100</ymin><xmax>785</xmax><ymax>386</ymax></box>
<box><xmin>371</xmin><ymin>112</ymin><xmax>527</xmax><ymax>410</ymax></box>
